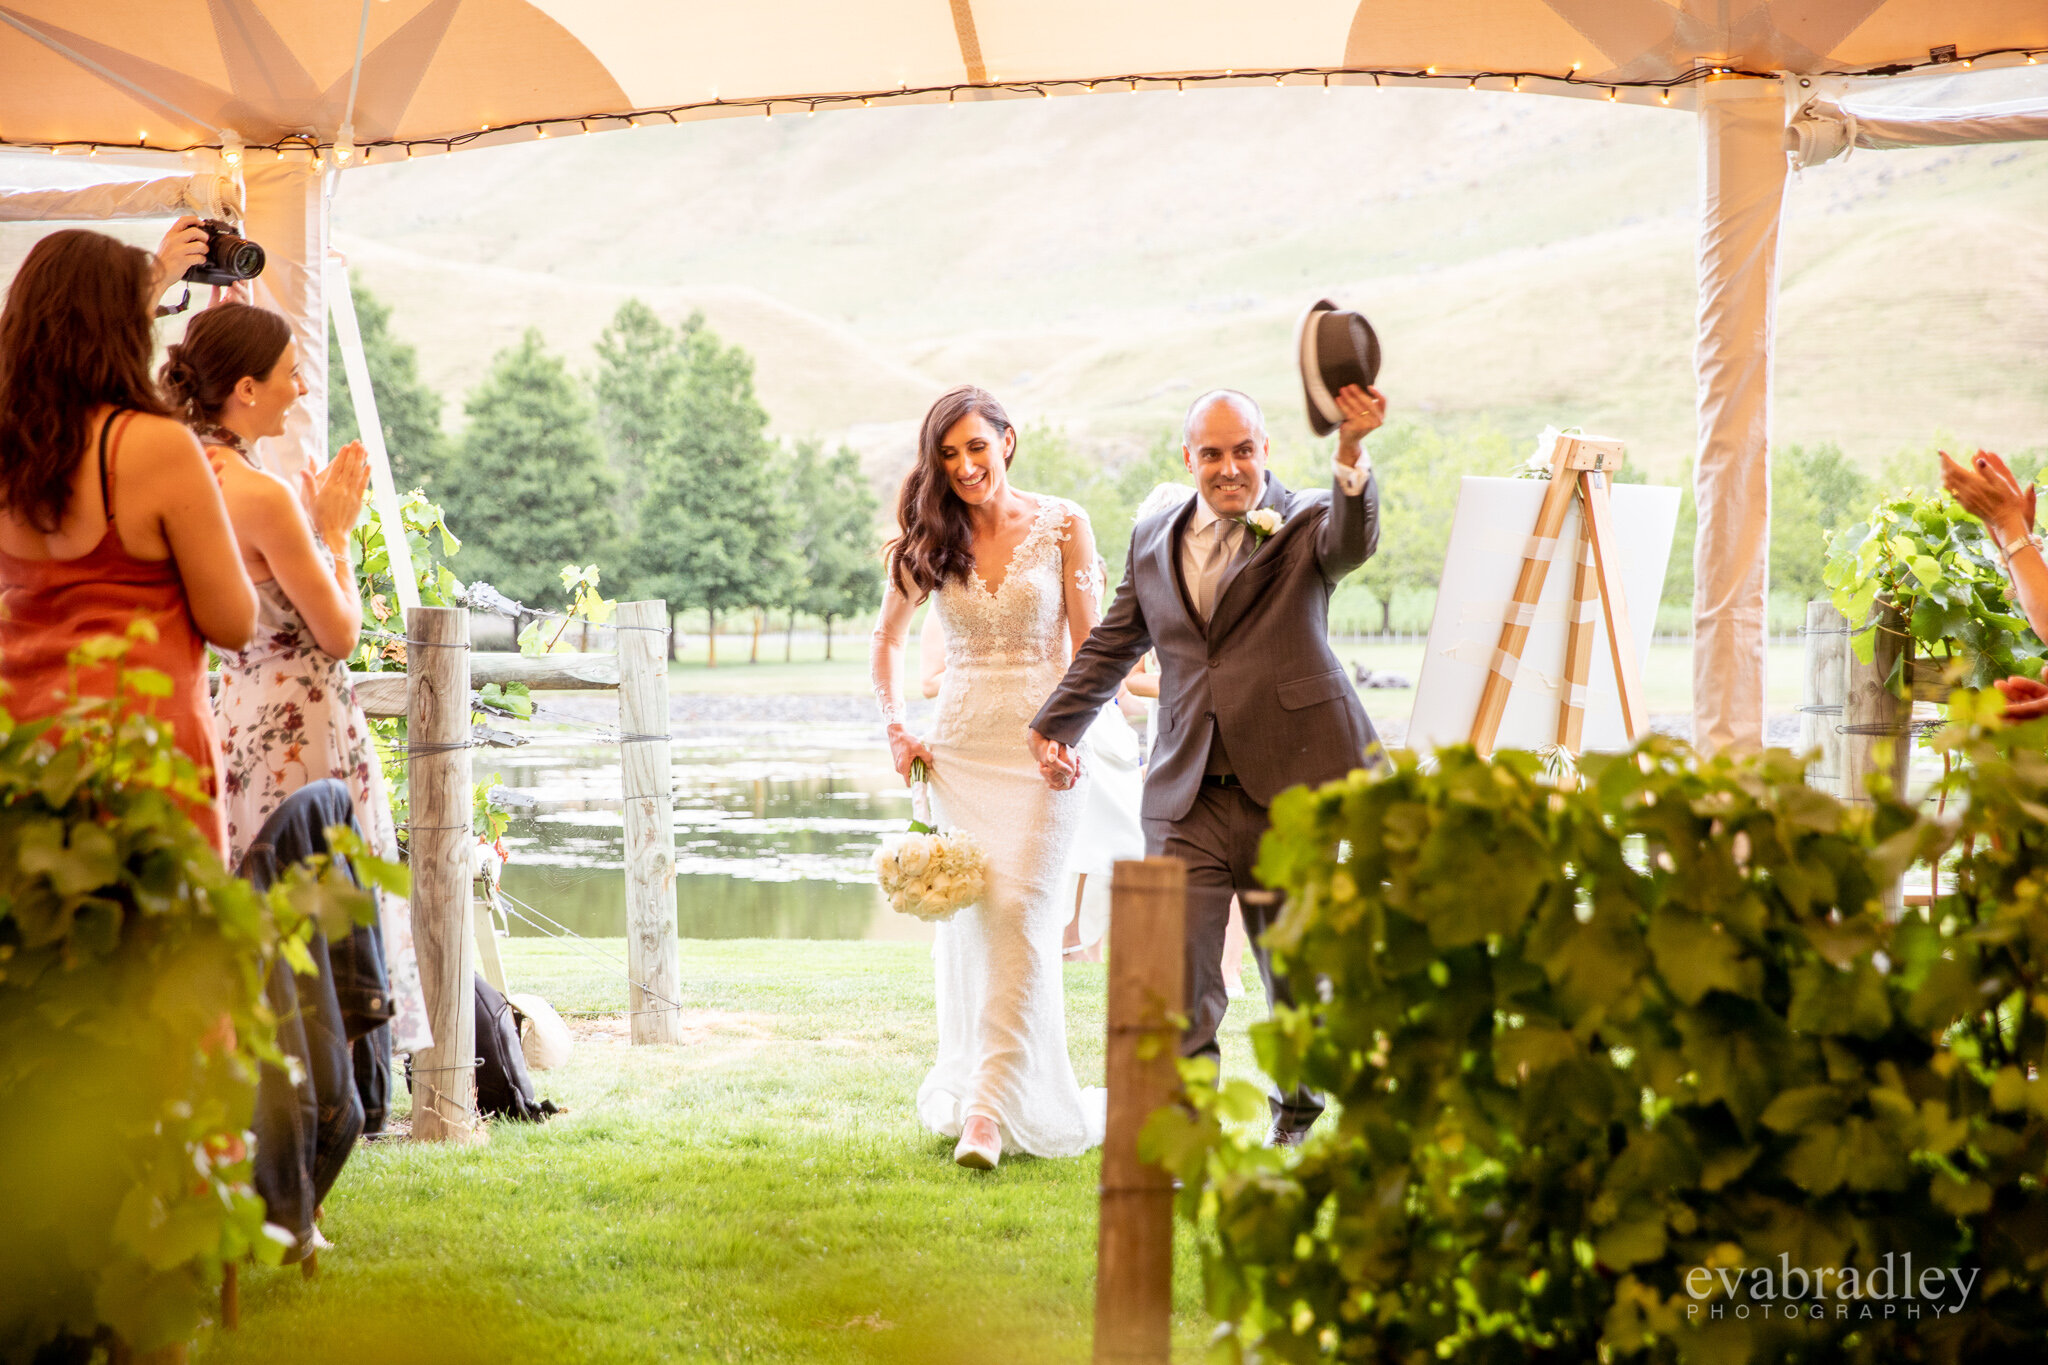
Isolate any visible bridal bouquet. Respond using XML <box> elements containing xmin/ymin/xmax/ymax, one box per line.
<box><xmin>873</xmin><ymin>759</ymin><xmax>987</xmax><ymax>922</ymax></box>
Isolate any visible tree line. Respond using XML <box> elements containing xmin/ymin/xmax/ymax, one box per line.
<box><xmin>334</xmin><ymin>286</ymin><xmax>1935</xmax><ymax>652</ymax></box>
<box><xmin>331</xmin><ymin>294</ymin><xmax>880</xmax><ymax>663</ymax></box>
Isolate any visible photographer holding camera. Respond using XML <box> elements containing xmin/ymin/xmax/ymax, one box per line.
<box><xmin>151</xmin><ymin>215</ymin><xmax>266</xmax><ymax>314</ymax></box>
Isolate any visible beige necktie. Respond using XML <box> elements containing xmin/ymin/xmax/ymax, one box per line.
<box><xmin>1195</xmin><ymin>520</ymin><xmax>1236</xmax><ymax>622</ymax></box>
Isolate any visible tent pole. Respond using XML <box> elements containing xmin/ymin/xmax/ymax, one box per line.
<box><xmin>241</xmin><ymin>155</ymin><xmax>328</xmax><ymax>488</ymax></box>
<box><xmin>1690</xmin><ymin>76</ymin><xmax>1786</xmax><ymax>755</ymax></box>
<box><xmin>328</xmin><ymin>257</ymin><xmax>422</xmax><ymax>613</ymax></box>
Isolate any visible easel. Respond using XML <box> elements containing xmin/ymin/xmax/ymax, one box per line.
<box><xmin>1469</xmin><ymin>433</ymin><xmax>1646</xmax><ymax>756</ymax></box>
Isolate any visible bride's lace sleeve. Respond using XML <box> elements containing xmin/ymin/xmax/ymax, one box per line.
<box><xmin>869</xmin><ymin>563</ymin><xmax>923</xmax><ymax>725</ymax></box>
<box><xmin>1056</xmin><ymin>501</ymin><xmax>1104</xmax><ymax>656</ymax></box>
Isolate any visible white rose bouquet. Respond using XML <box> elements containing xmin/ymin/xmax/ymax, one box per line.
<box><xmin>873</xmin><ymin>757</ymin><xmax>987</xmax><ymax>923</ymax></box>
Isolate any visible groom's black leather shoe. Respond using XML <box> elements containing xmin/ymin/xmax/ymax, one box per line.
<box><xmin>1265</xmin><ymin>1123</ymin><xmax>1311</xmax><ymax>1150</ymax></box>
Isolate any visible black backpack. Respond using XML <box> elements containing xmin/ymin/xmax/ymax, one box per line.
<box><xmin>473</xmin><ymin>973</ymin><xmax>559</xmax><ymax>1122</ymax></box>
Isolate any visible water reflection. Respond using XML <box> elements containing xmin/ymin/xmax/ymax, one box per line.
<box><xmin>493</xmin><ymin>724</ymin><xmax>929</xmax><ymax>941</ymax></box>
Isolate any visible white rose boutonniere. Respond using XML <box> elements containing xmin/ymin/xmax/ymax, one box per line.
<box><xmin>1242</xmin><ymin>508</ymin><xmax>1284</xmax><ymax>545</ymax></box>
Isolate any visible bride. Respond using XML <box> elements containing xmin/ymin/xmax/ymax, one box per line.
<box><xmin>870</xmin><ymin>385</ymin><xmax>1107</xmax><ymax>1170</ymax></box>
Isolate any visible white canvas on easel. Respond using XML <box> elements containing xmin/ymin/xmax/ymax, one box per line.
<box><xmin>1407</xmin><ymin>477</ymin><xmax>1681</xmax><ymax>754</ymax></box>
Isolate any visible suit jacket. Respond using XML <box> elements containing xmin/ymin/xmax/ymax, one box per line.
<box><xmin>1031</xmin><ymin>469</ymin><xmax>1381</xmax><ymax>823</ymax></box>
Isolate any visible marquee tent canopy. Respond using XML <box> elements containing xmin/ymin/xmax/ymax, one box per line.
<box><xmin>3</xmin><ymin>1</ymin><xmax>2045</xmax><ymax>157</ymax></box>
<box><xmin>4</xmin><ymin>1</ymin><xmax>2048</xmax><ymax>752</ymax></box>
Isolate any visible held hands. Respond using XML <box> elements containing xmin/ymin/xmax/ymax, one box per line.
<box><xmin>887</xmin><ymin>723</ymin><xmax>937</xmax><ymax>786</ymax></box>
<box><xmin>1334</xmin><ymin>384</ymin><xmax>1386</xmax><ymax>466</ymax></box>
<box><xmin>1940</xmin><ymin>449</ymin><xmax>2035</xmax><ymax>547</ymax></box>
<box><xmin>1026</xmin><ymin>727</ymin><xmax>1081</xmax><ymax>791</ymax></box>
<box><xmin>309</xmin><ymin>441</ymin><xmax>372</xmax><ymax>551</ymax></box>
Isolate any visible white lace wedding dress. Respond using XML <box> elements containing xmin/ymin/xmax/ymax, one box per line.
<box><xmin>914</xmin><ymin>495</ymin><xmax>1107</xmax><ymax>1157</ymax></box>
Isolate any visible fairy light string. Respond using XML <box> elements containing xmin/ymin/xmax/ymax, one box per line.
<box><xmin>8</xmin><ymin>45</ymin><xmax>2044</xmax><ymax>160</ymax></box>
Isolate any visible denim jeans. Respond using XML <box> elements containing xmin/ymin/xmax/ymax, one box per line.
<box><xmin>240</xmin><ymin>779</ymin><xmax>387</xmax><ymax>1253</ymax></box>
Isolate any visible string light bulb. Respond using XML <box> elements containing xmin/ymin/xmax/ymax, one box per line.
<box><xmin>1424</xmin><ymin>66</ymin><xmax>1437</xmax><ymax>76</ymax></box>
<box><xmin>333</xmin><ymin>125</ymin><xmax>354</xmax><ymax>165</ymax></box>
<box><xmin>1606</xmin><ymin>87</ymin><xmax>1618</xmax><ymax>101</ymax></box>
<box><xmin>1176</xmin><ymin>79</ymin><xmax>1185</xmax><ymax>94</ymax></box>
<box><xmin>1084</xmin><ymin>81</ymin><xmax>1096</xmax><ymax>93</ymax></box>
<box><xmin>1468</xmin><ymin>77</ymin><xmax>1478</xmax><ymax>90</ymax></box>
<box><xmin>1659</xmin><ymin>88</ymin><xmax>1671</xmax><ymax>105</ymax></box>
<box><xmin>221</xmin><ymin>129</ymin><xmax>243</xmax><ymax>168</ymax></box>
<box><xmin>1571</xmin><ymin>61</ymin><xmax>1583</xmax><ymax>72</ymax></box>
<box><xmin>1511</xmin><ymin>75</ymin><xmax>1522</xmax><ymax>92</ymax></box>
<box><xmin>764</xmin><ymin>103</ymin><xmax>773</xmax><ymax>118</ymax></box>
<box><xmin>1038</xmin><ymin>86</ymin><xmax>1049</xmax><ymax>97</ymax></box>
<box><xmin>535</xmin><ymin>125</ymin><xmax>549</xmax><ymax>138</ymax></box>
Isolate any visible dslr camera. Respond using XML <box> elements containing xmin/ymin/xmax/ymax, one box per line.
<box><xmin>183</xmin><ymin>219</ymin><xmax>266</xmax><ymax>286</ymax></box>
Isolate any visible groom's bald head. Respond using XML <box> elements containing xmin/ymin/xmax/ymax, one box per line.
<box><xmin>1183</xmin><ymin>389</ymin><xmax>1265</xmax><ymax>446</ymax></box>
<box><xmin>1182</xmin><ymin>389</ymin><xmax>1269</xmax><ymax>518</ymax></box>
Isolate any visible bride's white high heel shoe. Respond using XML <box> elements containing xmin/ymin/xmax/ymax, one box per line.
<box><xmin>954</xmin><ymin>1114</ymin><xmax>1002</xmax><ymax>1170</ymax></box>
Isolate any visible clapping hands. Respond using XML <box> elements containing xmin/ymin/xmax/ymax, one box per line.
<box><xmin>1996</xmin><ymin>676</ymin><xmax>2048</xmax><ymax>723</ymax></box>
<box><xmin>1940</xmin><ymin>449</ymin><xmax>2036</xmax><ymax>547</ymax></box>
<box><xmin>305</xmin><ymin>440</ymin><xmax>372</xmax><ymax>551</ymax></box>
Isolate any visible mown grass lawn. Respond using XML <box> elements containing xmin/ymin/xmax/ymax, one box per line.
<box><xmin>193</xmin><ymin>938</ymin><xmax>1267</xmax><ymax>1365</ymax></box>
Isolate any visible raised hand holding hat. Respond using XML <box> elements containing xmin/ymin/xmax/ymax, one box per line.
<box><xmin>1295</xmin><ymin>298</ymin><xmax>1382</xmax><ymax>437</ymax></box>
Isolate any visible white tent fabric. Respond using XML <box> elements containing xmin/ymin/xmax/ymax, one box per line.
<box><xmin>1692</xmin><ymin>78</ymin><xmax>1787</xmax><ymax>755</ymax></box>
<box><xmin>0</xmin><ymin>171</ymin><xmax>236</xmax><ymax>222</ymax></box>
<box><xmin>1789</xmin><ymin>94</ymin><xmax>2048</xmax><ymax>168</ymax></box>
<box><xmin>4</xmin><ymin>2</ymin><xmax>2047</xmax><ymax>749</ymax></box>
<box><xmin>2</xmin><ymin>2</ymin><xmax>2045</xmax><ymax>154</ymax></box>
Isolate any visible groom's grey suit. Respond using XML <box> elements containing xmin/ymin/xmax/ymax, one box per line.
<box><xmin>1030</xmin><ymin>467</ymin><xmax>1381</xmax><ymax>1133</ymax></box>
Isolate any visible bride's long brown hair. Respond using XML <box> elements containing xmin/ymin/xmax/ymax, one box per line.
<box><xmin>887</xmin><ymin>385</ymin><xmax>1016</xmax><ymax>597</ymax></box>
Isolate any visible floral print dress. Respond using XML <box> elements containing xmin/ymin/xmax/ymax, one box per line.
<box><xmin>213</xmin><ymin>549</ymin><xmax>434</xmax><ymax>1055</ymax></box>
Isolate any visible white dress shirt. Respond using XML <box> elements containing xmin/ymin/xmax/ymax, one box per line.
<box><xmin>1179</xmin><ymin>454</ymin><xmax>1372</xmax><ymax>621</ymax></box>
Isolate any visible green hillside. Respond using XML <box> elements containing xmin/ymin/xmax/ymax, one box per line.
<box><xmin>328</xmin><ymin>81</ymin><xmax>2048</xmax><ymax>495</ymax></box>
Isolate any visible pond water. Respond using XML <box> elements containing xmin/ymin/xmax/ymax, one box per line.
<box><xmin>491</xmin><ymin>715</ymin><xmax>935</xmax><ymax>943</ymax></box>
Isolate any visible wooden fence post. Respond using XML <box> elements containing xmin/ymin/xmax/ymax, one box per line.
<box><xmin>407</xmin><ymin>605</ymin><xmax>482</xmax><ymax>1143</ymax></box>
<box><xmin>1095</xmin><ymin>857</ymin><xmax>1186</xmax><ymax>1365</ymax></box>
<box><xmin>1801</xmin><ymin>600</ymin><xmax>1849</xmax><ymax>795</ymax></box>
<box><xmin>619</xmin><ymin>599</ymin><xmax>685</xmax><ymax>1044</ymax></box>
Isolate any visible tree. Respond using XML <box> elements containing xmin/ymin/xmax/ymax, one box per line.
<box><xmin>1019</xmin><ymin>423</ymin><xmax>1185</xmax><ymax>585</ymax></box>
<box><xmin>786</xmin><ymin>440</ymin><xmax>882</xmax><ymax>659</ymax></box>
<box><xmin>1771</xmin><ymin>441</ymin><xmax>1872</xmax><ymax>605</ymax></box>
<box><xmin>627</xmin><ymin>314</ymin><xmax>796</xmax><ymax>665</ymax></box>
<box><xmin>436</xmin><ymin>329</ymin><xmax>618</xmax><ymax>607</ymax></box>
<box><xmin>1353</xmin><ymin>424</ymin><xmax>1510</xmax><ymax>633</ymax></box>
<box><xmin>327</xmin><ymin>284</ymin><xmax>446</xmax><ymax>490</ymax></box>
<box><xmin>592</xmin><ymin>299</ymin><xmax>687</xmax><ymax>550</ymax></box>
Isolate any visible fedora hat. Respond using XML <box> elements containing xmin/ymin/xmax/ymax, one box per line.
<box><xmin>1294</xmin><ymin>298</ymin><xmax>1381</xmax><ymax>437</ymax></box>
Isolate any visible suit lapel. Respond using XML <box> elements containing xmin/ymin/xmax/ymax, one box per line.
<box><xmin>1159</xmin><ymin>493</ymin><xmax>1203</xmax><ymax>633</ymax></box>
<box><xmin>1208</xmin><ymin>476</ymin><xmax>1290</xmax><ymax>643</ymax></box>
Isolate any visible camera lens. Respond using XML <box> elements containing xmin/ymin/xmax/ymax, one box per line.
<box><xmin>224</xmin><ymin>239</ymin><xmax>265</xmax><ymax>279</ymax></box>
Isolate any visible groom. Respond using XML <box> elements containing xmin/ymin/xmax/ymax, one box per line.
<box><xmin>1027</xmin><ymin>383</ymin><xmax>1384</xmax><ymax>1145</ymax></box>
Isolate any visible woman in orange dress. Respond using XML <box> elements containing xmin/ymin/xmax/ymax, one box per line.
<box><xmin>0</xmin><ymin>229</ymin><xmax>257</xmax><ymax>856</ymax></box>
